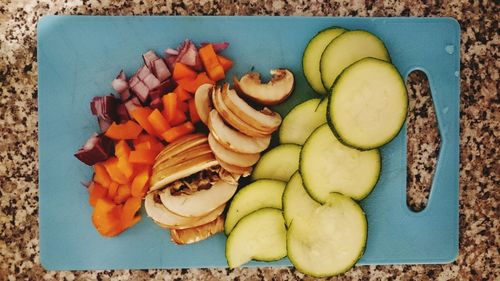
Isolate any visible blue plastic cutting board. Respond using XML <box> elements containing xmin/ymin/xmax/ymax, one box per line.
<box><xmin>38</xmin><ymin>16</ymin><xmax>460</xmax><ymax>270</ymax></box>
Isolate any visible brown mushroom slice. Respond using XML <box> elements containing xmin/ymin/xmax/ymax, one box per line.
<box><xmin>150</xmin><ymin>153</ymin><xmax>218</xmax><ymax>191</ymax></box>
<box><xmin>208</xmin><ymin>133</ymin><xmax>259</xmax><ymax>168</ymax></box>
<box><xmin>215</xmin><ymin>155</ymin><xmax>253</xmax><ymax>177</ymax></box>
<box><xmin>207</xmin><ymin>110</ymin><xmax>271</xmax><ymax>154</ymax></box>
<box><xmin>233</xmin><ymin>69</ymin><xmax>294</xmax><ymax>105</ymax></box>
<box><xmin>170</xmin><ymin>215</ymin><xmax>225</xmax><ymax>245</ymax></box>
<box><xmin>154</xmin><ymin>144</ymin><xmax>212</xmax><ymax>171</ymax></box>
<box><xmin>145</xmin><ymin>193</ymin><xmax>225</xmax><ymax>230</ymax></box>
<box><xmin>212</xmin><ymin>86</ymin><xmax>270</xmax><ymax>137</ymax></box>
<box><xmin>155</xmin><ymin>133</ymin><xmax>207</xmax><ymax>163</ymax></box>
<box><xmin>159</xmin><ymin>180</ymin><xmax>237</xmax><ymax>217</ymax></box>
<box><xmin>222</xmin><ymin>88</ymin><xmax>282</xmax><ymax>132</ymax></box>
<box><xmin>194</xmin><ymin>84</ymin><xmax>214</xmax><ymax>125</ymax></box>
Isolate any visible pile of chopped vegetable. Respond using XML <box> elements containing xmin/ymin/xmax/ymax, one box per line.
<box><xmin>74</xmin><ymin>40</ymin><xmax>233</xmax><ymax>237</ymax></box>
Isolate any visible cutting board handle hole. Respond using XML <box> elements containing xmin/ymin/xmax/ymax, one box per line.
<box><xmin>405</xmin><ymin>70</ymin><xmax>441</xmax><ymax>212</ymax></box>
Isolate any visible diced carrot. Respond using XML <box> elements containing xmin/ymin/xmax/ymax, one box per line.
<box><xmin>177</xmin><ymin>72</ymin><xmax>214</xmax><ymax>93</ymax></box>
<box><xmin>161</xmin><ymin>122</ymin><xmax>195</xmax><ymax>142</ymax></box>
<box><xmin>134</xmin><ymin>134</ymin><xmax>164</xmax><ymax>154</ymax></box>
<box><xmin>169</xmin><ymin>109</ymin><xmax>188</xmax><ymax>127</ymax></box>
<box><xmin>103</xmin><ymin>157</ymin><xmax>129</xmax><ymax>184</ymax></box>
<box><xmin>115</xmin><ymin>140</ymin><xmax>131</xmax><ymax>158</ymax></box>
<box><xmin>88</xmin><ymin>182</ymin><xmax>108</xmax><ymax>207</ymax></box>
<box><xmin>188</xmin><ymin>99</ymin><xmax>200</xmax><ymax>123</ymax></box>
<box><xmin>130</xmin><ymin>107</ymin><xmax>157</xmax><ymax>136</ymax></box>
<box><xmin>93</xmin><ymin>163</ymin><xmax>112</xmax><ymax>187</ymax></box>
<box><xmin>116</xmin><ymin>155</ymin><xmax>134</xmax><ymax>180</ymax></box>
<box><xmin>123</xmin><ymin>215</ymin><xmax>141</xmax><ymax>229</ymax></box>
<box><xmin>147</xmin><ymin>109</ymin><xmax>171</xmax><ymax>135</ymax></box>
<box><xmin>217</xmin><ymin>55</ymin><xmax>233</xmax><ymax>72</ymax></box>
<box><xmin>121</xmin><ymin>197</ymin><xmax>142</xmax><ymax>228</ymax></box>
<box><xmin>114</xmin><ymin>184</ymin><xmax>131</xmax><ymax>204</ymax></box>
<box><xmin>107</xmin><ymin>181</ymin><xmax>119</xmax><ymax>199</ymax></box>
<box><xmin>92</xmin><ymin>198</ymin><xmax>122</xmax><ymax>236</ymax></box>
<box><xmin>172</xmin><ymin>63</ymin><xmax>197</xmax><ymax>81</ymax></box>
<box><xmin>161</xmin><ymin>92</ymin><xmax>178</xmax><ymax>124</ymax></box>
<box><xmin>129</xmin><ymin>149</ymin><xmax>157</xmax><ymax>164</ymax></box>
<box><xmin>199</xmin><ymin>44</ymin><xmax>225</xmax><ymax>81</ymax></box>
<box><xmin>105</xmin><ymin>121</ymin><xmax>142</xmax><ymax>140</ymax></box>
<box><xmin>175</xmin><ymin>86</ymin><xmax>192</xmax><ymax>102</ymax></box>
<box><xmin>131</xmin><ymin>166</ymin><xmax>150</xmax><ymax>197</ymax></box>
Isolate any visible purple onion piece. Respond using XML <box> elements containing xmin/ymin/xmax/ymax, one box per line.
<box><xmin>90</xmin><ymin>95</ymin><xmax>118</xmax><ymax>122</ymax></box>
<box><xmin>116</xmin><ymin>103</ymin><xmax>130</xmax><ymax>121</ymax></box>
<box><xmin>98</xmin><ymin>117</ymin><xmax>112</xmax><ymax>132</ymax></box>
<box><xmin>143</xmin><ymin>73</ymin><xmax>161</xmax><ymax>90</ymax></box>
<box><xmin>136</xmin><ymin>65</ymin><xmax>151</xmax><ymax>81</ymax></box>
<box><xmin>124</xmin><ymin>97</ymin><xmax>141</xmax><ymax>116</ymax></box>
<box><xmin>165</xmin><ymin>48</ymin><xmax>179</xmax><ymax>56</ymax></box>
<box><xmin>74</xmin><ymin>133</ymin><xmax>114</xmax><ymax>166</ymax></box>
<box><xmin>131</xmin><ymin>81</ymin><xmax>150</xmax><ymax>104</ymax></box>
<box><xmin>152</xmin><ymin>58</ymin><xmax>171</xmax><ymax>81</ymax></box>
<box><xmin>143</xmin><ymin>50</ymin><xmax>159</xmax><ymax>69</ymax></box>
<box><xmin>149</xmin><ymin>98</ymin><xmax>163</xmax><ymax>110</ymax></box>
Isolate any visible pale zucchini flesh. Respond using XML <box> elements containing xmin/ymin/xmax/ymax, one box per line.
<box><xmin>300</xmin><ymin>124</ymin><xmax>380</xmax><ymax>202</ymax></box>
<box><xmin>320</xmin><ymin>30</ymin><xmax>390</xmax><ymax>90</ymax></box>
<box><xmin>225</xmin><ymin>179</ymin><xmax>286</xmax><ymax>235</ymax></box>
<box><xmin>302</xmin><ymin>27</ymin><xmax>346</xmax><ymax>95</ymax></box>
<box><xmin>279</xmin><ymin>98</ymin><xmax>327</xmax><ymax>145</ymax></box>
<box><xmin>287</xmin><ymin>193</ymin><xmax>367</xmax><ymax>277</ymax></box>
<box><xmin>251</xmin><ymin>144</ymin><xmax>301</xmax><ymax>181</ymax></box>
<box><xmin>225</xmin><ymin>208</ymin><xmax>287</xmax><ymax>268</ymax></box>
<box><xmin>328</xmin><ymin>57</ymin><xmax>408</xmax><ymax>150</ymax></box>
<box><xmin>282</xmin><ymin>172</ymin><xmax>320</xmax><ymax>227</ymax></box>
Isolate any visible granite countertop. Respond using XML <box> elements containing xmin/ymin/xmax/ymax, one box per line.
<box><xmin>0</xmin><ymin>0</ymin><xmax>498</xmax><ymax>280</ymax></box>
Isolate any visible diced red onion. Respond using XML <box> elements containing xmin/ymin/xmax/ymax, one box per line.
<box><xmin>74</xmin><ymin>133</ymin><xmax>114</xmax><ymax>166</ymax></box>
<box><xmin>131</xmin><ymin>81</ymin><xmax>150</xmax><ymax>103</ymax></box>
<box><xmin>90</xmin><ymin>95</ymin><xmax>118</xmax><ymax>121</ymax></box>
<box><xmin>143</xmin><ymin>50</ymin><xmax>159</xmax><ymax>69</ymax></box>
<box><xmin>165</xmin><ymin>56</ymin><xmax>177</xmax><ymax>71</ymax></box>
<box><xmin>143</xmin><ymin>73</ymin><xmax>161</xmax><ymax>90</ymax></box>
<box><xmin>149</xmin><ymin>79</ymin><xmax>174</xmax><ymax>101</ymax></box>
<box><xmin>201</xmin><ymin>42</ymin><xmax>229</xmax><ymax>53</ymax></box>
<box><xmin>129</xmin><ymin>75</ymin><xmax>140</xmax><ymax>88</ymax></box>
<box><xmin>165</xmin><ymin>48</ymin><xmax>179</xmax><ymax>56</ymax></box>
<box><xmin>178</xmin><ymin>41</ymin><xmax>198</xmax><ymax>67</ymax></box>
<box><xmin>97</xmin><ymin>117</ymin><xmax>112</xmax><ymax>132</ymax></box>
<box><xmin>116</xmin><ymin>103</ymin><xmax>130</xmax><ymax>121</ymax></box>
<box><xmin>136</xmin><ymin>65</ymin><xmax>151</xmax><ymax>81</ymax></box>
<box><xmin>152</xmin><ymin>58</ymin><xmax>171</xmax><ymax>81</ymax></box>
<box><xmin>124</xmin><ymin>97</ymin><xmax>141</xmax><ymax>116</ymax></box>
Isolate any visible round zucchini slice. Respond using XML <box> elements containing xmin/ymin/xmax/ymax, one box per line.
<box><xmin>328</xmin><ymin>57</ymin><xmax>408</xmax><ymax>149</ymax></box>
<box><xmin>300</xmin><ymin>124</ymin><xmax>380</xmax><ymax>202</ymax></box>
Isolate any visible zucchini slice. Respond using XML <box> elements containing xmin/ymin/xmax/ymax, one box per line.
<box><xmin>251</xmin><ymin>144</ymin><xmax>301</xmax><ymax>181</ymax></box>
<box><xmin>226</xmin><ymin>208</ymin><xmax>287</xmax><ymax>268</ymax></box>
<box><xmin>300</xmin><ymin>124</ymin><xmax>380</xmax><ymax>202</ymax></box>
<box><xmin>279</xmin><ymin>98</ymin><xmax>327</xmax><ymax>145</ymax></box>
<box><xmin>282</xmin><ymin>172</ymin><xmax>320</xmax><ymax>227</ymax></box>
<box><xmin>320</xmin><ymin>30</ymin><xmax>390</xmax><ymax>90</ymax></box>
<box><xmin>302</xmin><ymin>27</ymin><xmax>346</xmax><ymax>95</ymax></box>
<box><xmin>328</xmin><ymin>57</ymin><xmax>408</xmax><ymax>149</ymax></box>
<box><xmin>287</xmin><ymin>193</ymin><xmax>367</xmax><ymax>277</ymax></box>
<box><xmin>225</xmin><ymin>179</ymin><xmax>286</xmax><ymax>235</ymax></box>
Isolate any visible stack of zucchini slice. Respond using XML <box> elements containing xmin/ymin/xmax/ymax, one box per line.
<box><xmin>224</xmin><ymin>27</ymin><xmax>408</xmax><ymax>277</ymax></box>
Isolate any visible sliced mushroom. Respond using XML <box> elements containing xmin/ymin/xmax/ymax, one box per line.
<box><xmin>208</xmin><ymin>133</ymin><xmax>260</xmax><ymax>168</ymax></box>
<box><xmin>145</xmin><ymin>193</ymin><xmax>225</xmax><ymax>229</ymax></box>
<box><xmin>154</xmin><ymin>143</ymin><xmax>212</xmax><ymax>170</ymax></box>
<box><xmin>159</xmin><ymin>180</ymin><xmax>237</xmax><ymax>217</ymax></box>
<box><xmin>194</xmin><ymin>84</ymin><xmax>214</xmax><ymax>125</ymax></box>
<box><xmin>150</xmin><ymin>152</ymin><xmax>218</xmax><ymax>191</ymax></box>
<box><xmin>234</xmin><ymin>69</ymin><xmax>294</xmax><ymax>105</ymax></box>
<box><xmin>215</xmin><ymin>155</ymin><xmax>253</xmax><ymax>177</ymax></box>
<box><xmin>207</xmin><ymin>110</ymin><xmax>271</xmax><ymax>154</ymax></box>
<box><xmin>154</xmin><ymin>133</ymin><xmax>207</xmax><ymax>163</ymax></box>
<box><xmin>212</xmin><ymin>86</ymin><xmax>270</xmax><ymax>137</ymax></box>
<box><xmin>222</xmin><ymin>87</ymin><xmax>282</xmax><ymax>132</ymax></box>
<box><xmin>170</xmin><ymin>215</ymin><xmax>225</xmax><ymax>245</ymax></box>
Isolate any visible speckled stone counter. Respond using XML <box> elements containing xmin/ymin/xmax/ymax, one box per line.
<box><xmin>0</xmin><ymin>1</ymin><xmax>498</xmax><ymax>280</ymax></box>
